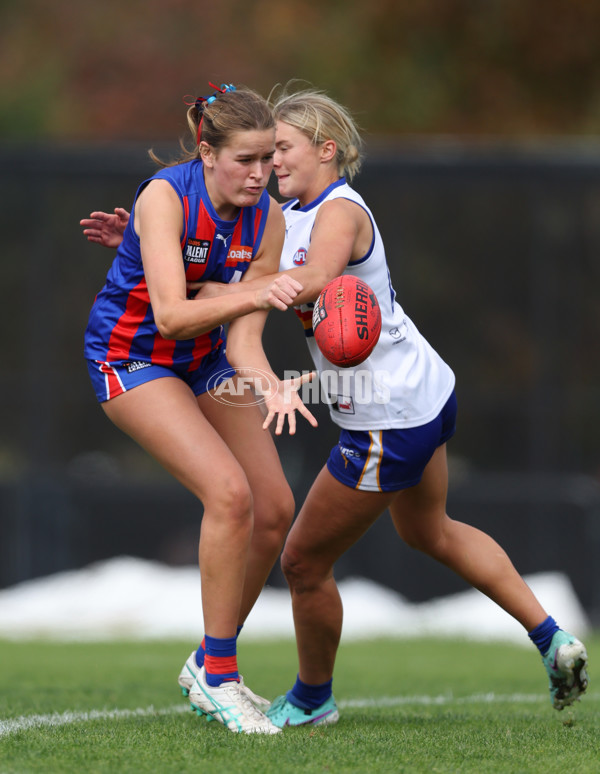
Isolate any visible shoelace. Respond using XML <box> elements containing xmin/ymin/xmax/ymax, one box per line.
<box><xmin>238</xmin><ymin>677</ymin><xmax>271</xmax><ymax>707</ymax></box>
<box><xmin>222</xmin><ymin>682</ymin><xmax>272</xmax><ymax>724</ymax></box>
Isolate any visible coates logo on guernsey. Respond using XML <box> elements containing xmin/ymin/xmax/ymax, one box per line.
<box><xmin>207</xmin><ymin>367</ymin><xmax>392</xmax><ymax>407</ymax></box>
<box><xmin>225</xmin><ymin>246</ymin><xmax>252</xmax><ymax>266</ymax></box>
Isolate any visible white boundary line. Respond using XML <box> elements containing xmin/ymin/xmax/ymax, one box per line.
<box><xmin>2</xmin><ymin>692</ymin><xmax>596</xmax><ymax>738</ymax></box>
<box><xmin>0</xmin><ymin>704</ymin><xmax>191</xmax><ymax>739</ymax></box>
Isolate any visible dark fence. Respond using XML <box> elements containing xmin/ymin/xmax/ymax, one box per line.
<box><xmin>1</xmin><ymin>140</ymin><xmax>599</xmax><ymax>621</ymax></box>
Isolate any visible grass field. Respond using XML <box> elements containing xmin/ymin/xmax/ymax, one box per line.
<box><xmin>0</xmin><ymin>635</ymin><xmax>598</xmax><ymax>773</ymax></box>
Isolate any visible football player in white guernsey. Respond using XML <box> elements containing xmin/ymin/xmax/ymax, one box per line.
<box><xmin>82</xmin><ymin>87</ymin><xmax>588</xmax><ymax>727</ymax></box>
<box><xmin>261</xmin><ymin>88</ymin><xmax>587</xmax><ymax>726</ymax></box>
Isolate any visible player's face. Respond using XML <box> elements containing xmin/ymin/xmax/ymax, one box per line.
<box><xmin>202</xmin><ymin>129</ymin><xmax>275</xmax><ymax>219</ymax></box>
<box><xmin>274</xmin><ymin>121</ymin><xmax>324</xmax><ymax>205</ymax></box>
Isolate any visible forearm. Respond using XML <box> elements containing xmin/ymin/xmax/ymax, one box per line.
<box><xmin>226</xmin><ymin>311</ymin><xmax>279</xmax><ymax>384</ymax></box>
<box><xmin>226</xmin><ymin>264</ymin><xmax>333</xmax><ymax>307</ymax></box>
<box><xmin>279</xmin><ymin>265</ymin><xmax>332</xmax><ymax>305</ymax></box>
<box><xmin>228</xmin><ymin>340</ymin><xmax>275</xmax><ymax>379</ymax></box>
<box><xmin>156</xmin><ymin>290</ymin><xmax>260</xmax><ymax>340</ymax></box>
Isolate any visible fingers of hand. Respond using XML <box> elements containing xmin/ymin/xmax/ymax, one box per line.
<box><xmin>286</xmin><ymin>411</ymin><xmax>297</xmax><ymax>436</ymax></box>
<box><xmin>295</xmin><ymin>370</ymin><xmax>316</xmax><ymax>387</ymax></box>
<box><xmin>269</xmin><ymin>295</ymin><xmax>289</xmax><ymax>311</ymax></box>
<box><xmin>298</xmin><ymin>402</ymin><xmax>318</xmax><ymax>428</ymax></box>
<box><xmin>275</xmin><ymin>411</ymin><xmax>286</xmax><ymax>436</ymax></box>
<box><xmin>262</xmin><ymin>409</ymin><xmax>275</xmax><ymax>431</ymax></box>
<box><xmin>268</xmin><ymin>276</ymin><xmax>304</xmax><ymax>309</ymax></box>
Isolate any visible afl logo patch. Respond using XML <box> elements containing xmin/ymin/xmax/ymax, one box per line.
<box><xmin>293</xmin><ymin>247</ymin><xmax>307</xmax><ymax>266</ymax></box>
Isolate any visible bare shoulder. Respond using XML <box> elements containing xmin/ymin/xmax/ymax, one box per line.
<box><xmin>261</xmin><ymin>195</ymin><xmax>285</xmax><ymax>238</ymax></box>
<box><xmin>249</xmin><ymin>196</ymin><xmax>285</xmax><ymax>271</ymax></box>
<box><xmin>134</xmin><ymin>179</ymin><xmax>184</xmax><ymax>244</ymax></box>
<box><xmin>136</xmin><ymin>178</ymin><xmax>181</xmax><ymax>223</ymax></box>
<box><xmin>313</xmin><ymin>197</ymin><xmax>369</xmax><ymax>239</ymax></box>
<box><xmin>267</xmin><ymin>195</ymin><xmax>285</xmax><ymax>224</ymax></box>
<box><xmin>317</xmin><ymin>196</ymin><xmax>368</xmax><ymax>224</ymax></box>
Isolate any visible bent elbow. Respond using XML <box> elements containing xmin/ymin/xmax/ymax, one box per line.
<box><xmin>154</xmin><ymin>313</ymin><xmax>179</xmax><ymax>340</ymax></box>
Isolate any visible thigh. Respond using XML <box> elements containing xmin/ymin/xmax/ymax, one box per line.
<box><xmin>286</xmin><ymin>464</ymin><xmax>397</xmax><ymax>571</ymax></box>
<box><xmin>388</xmin><ymin>443</ymin><xmax>450</xmax><ymax>546</ymax></box>
<box><xmin>102</xmin><ymin>376</ymin><xmax>247</xmax><ymax>502</ymax></box>
<box><xmin>198</xmin><ymin>375</ymin><xmax>293</xmax><ymax>513</ymax></box>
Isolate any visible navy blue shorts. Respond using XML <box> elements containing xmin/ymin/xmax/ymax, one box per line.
<box><xmin>326</xmin><ymin>390</ymin><xmax>457</xmax><ymax>492</ymax></box>
<box><xmin>86</xmin><ymin>345</ymin><xmax>234</xmax><ymax>403</ymax></box>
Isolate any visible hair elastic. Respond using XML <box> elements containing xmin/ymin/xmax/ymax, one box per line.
<box><xmin>184</xmin><ymin>83</ymin><xmax>237</xmax><ymax>145</ymax></box>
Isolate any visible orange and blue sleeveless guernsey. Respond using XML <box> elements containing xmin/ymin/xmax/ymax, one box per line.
<box><xmin>84</xmin><ymin>159</ymin><xmax>270</xmax><ymax>372</ymax></box>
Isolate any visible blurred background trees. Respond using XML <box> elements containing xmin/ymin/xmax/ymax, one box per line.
<box><xmin>1</xmin><ymin>0</ymin><xmax>599</xmax><ymax>141</ymax></box>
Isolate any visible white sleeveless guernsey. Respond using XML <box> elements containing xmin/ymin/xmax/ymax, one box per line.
<box><xmin>280</xmin><ymin>179</ymin><xmax>455</xmax><ymax>430</ymax></box>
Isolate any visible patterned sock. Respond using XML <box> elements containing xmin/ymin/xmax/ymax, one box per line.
<box><xmin>528</xmin><ymin>615</ymin><xmax>560</xmax><ymax>655</ymax></box>
<box><xmin>286</xmin><ymin>674</ymin><xmax>333</xmax><ymax>709</ymax></box>
<box><xmin>195</xmin><ymin>626</ymin><xmax>242</xmax><ymax>669</ymax></box>
<box><xmin>203</xmin><ymin>635</ymin><xmax>239</xmax><ymax>687</ymax></box>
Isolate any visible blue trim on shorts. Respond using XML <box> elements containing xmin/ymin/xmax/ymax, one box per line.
<box><xmin>326</xmin><ymin>390</ymin><xmax>457</xmax><ymax>492</ymax></box>
<box><xmin>86</xmin><ymin>345</ymin><xmax>234</xmax><ymax>403</ymax></box>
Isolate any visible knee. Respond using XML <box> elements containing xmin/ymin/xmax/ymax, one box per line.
<box><xmin>280</xmin><ymin>543</ymin><xmax>322</xmax><ymax>593</ymax></box>
<box><xmin>398</xmin><ymin>514</ymin><xmax>450</xmax><ymax>556</ymax></box>
<box><xmin>280</xmin><ymin>545</ymin><xmax>303</xmax><ymax>590</ymax></box>
<box><xmin>275</xmin><ymin>487</ymin><xmax>295</xmax><ymax>538</ymax></box>
<box><xmin>205</xmin><ymin>476</ymin><xmax>254</xmax><ymax>528</ymax></box>
<box><xmin>399</xmin><ymin>525</ymin><xmax>430</xmax><ymax>552</ymax></box>
<box><xmin>253</xmin><ymin>486</ymin><xmax>295</xmax><ymax>552</ymax></box>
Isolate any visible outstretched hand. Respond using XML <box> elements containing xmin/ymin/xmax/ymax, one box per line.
<box><xmin>262</xmin><ymin>371</ymin><xmax>318</xmax><ymax>436</ymax></box>
<box><xmin>80</xmin><ymin>207</ymin><xmax>130</xmax><ymax>248</ymax></box>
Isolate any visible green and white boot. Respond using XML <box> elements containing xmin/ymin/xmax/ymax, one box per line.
<box><xmin>266</xmin><ymin>694</ymin><xmax>339</xmax><ymax>727</ymax></box>
<box><xmin>542</xmin><ymin>630</ymin><xmax>589</xmax><ymax>710</ymax></box>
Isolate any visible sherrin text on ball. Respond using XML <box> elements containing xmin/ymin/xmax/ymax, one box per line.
<box><xmin>312</xmin><ymin>275</ymin><xmax>382</xmax><ymax>367</ymax></box>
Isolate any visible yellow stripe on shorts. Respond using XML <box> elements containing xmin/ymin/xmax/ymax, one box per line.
<box><xmin>356</xmin><ymin>430</ymin><xmax>384</xmax><ymax>491</ymax></box>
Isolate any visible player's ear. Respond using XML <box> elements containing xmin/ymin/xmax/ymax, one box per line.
<box><xmin>320</xmin><ymin>140</ymin><xmax>337</xmax><ymax>164</ymax></box>
<box><xmin>199</xmin><ymin>141</ymin><xmax>216</xmax><ymax>167</ymax></box>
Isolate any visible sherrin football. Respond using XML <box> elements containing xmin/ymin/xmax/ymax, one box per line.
<box><xmin>312</xmin><ymin>275</ymin><xmax>382</xmax><ymax>367</ymax></box>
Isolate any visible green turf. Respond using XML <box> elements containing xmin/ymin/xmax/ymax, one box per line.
<box><xmin>0</xmin><ymin>635</ymin><xmax>598</xmax><ymax>773</ymax></box>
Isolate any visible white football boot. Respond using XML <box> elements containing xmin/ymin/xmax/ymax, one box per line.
<box><xmin>178</xmin><ymin>650</ymin><xmax>271</xmax><ymax>708</ymax></box>
<box><xmin>177</xmin><ymin>651</ymin><xmax>199</xmax><ymax>697</ymax></box>
<box><xmin>189</xmin><ymin>667</ymin><xmax>280</xmax><ymax>734</ymax></box>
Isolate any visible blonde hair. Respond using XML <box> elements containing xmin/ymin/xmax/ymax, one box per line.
<box><xmin>271</xmin><ymin>86</ymin><xmax>363</xmax><ymax>181</ymax></box>
<box><xmin>150</xmin><ymin>86</ymin><xmax>274</xmax><ymax>168</ymax></box>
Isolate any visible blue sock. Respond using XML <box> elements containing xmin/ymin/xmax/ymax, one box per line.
<box><xmin>528</xmin><ymin>616</ymin><xmax>560</xmax><ymax>655</ymax></box>
<box><xmin>203</xmin><ymin>634</ymin><xmax>239</xmax><ymax>687</ymax></box>
<box><xmin>286</xmin><ymin>674</ymin><xmax>333</xmax><ymax>710</ymax></box>
<box><xmin>195</xmin><ymin>625</ymin><xmax>242</xmax><ymax>668</ymax></box>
